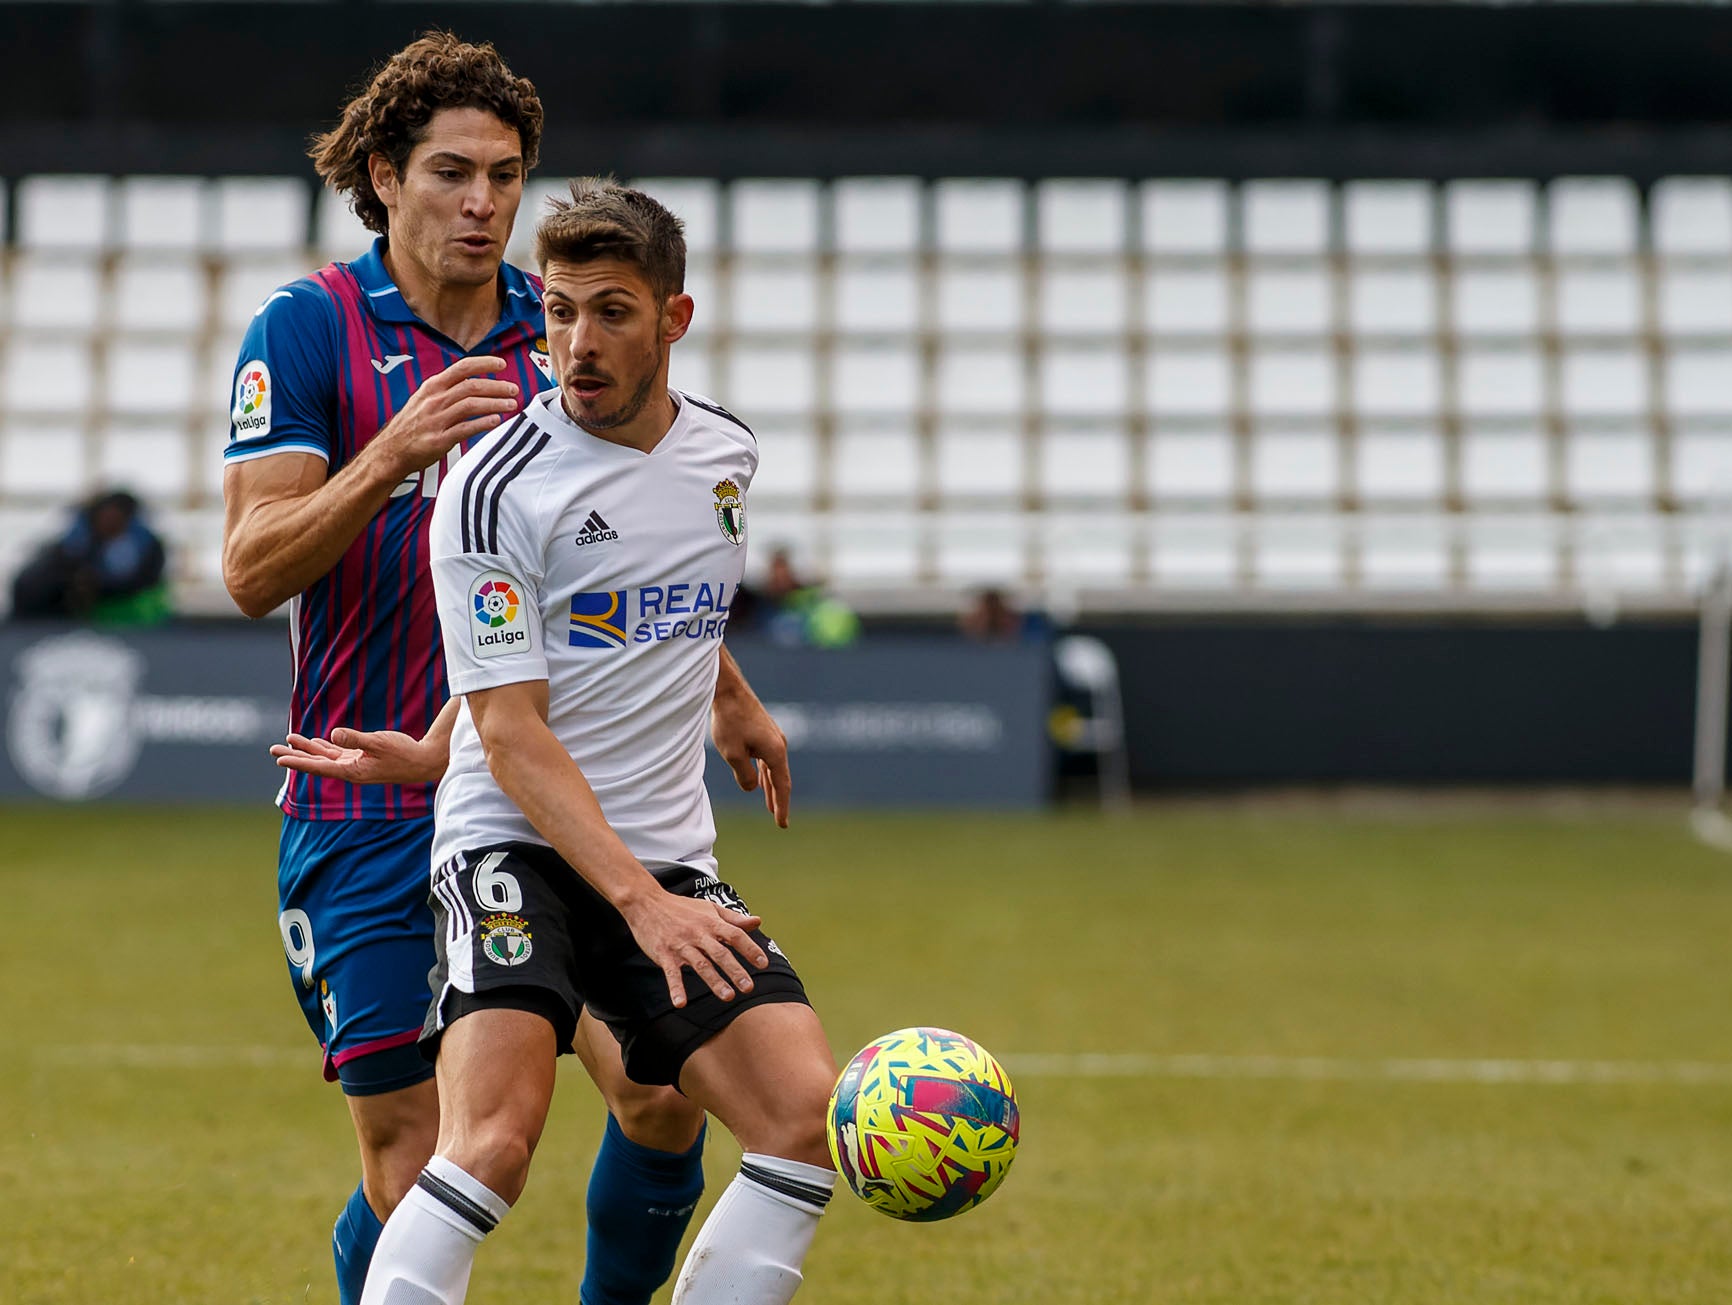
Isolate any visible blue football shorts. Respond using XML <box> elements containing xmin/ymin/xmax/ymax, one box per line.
<box><xmin>277</xmin><ymin>814</ymin><xmax>438</xmax><ymax>1096</ymax></box>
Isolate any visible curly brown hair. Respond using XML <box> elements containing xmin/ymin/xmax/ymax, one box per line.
<box><xmin>534</xmin><ymin>179</ymin><xmax>687</xmax><ymax>305</ymax></box>
<box><xmin>309</xmin><ymin>32</ymin><xmax>543</xmax><ymax>236</ymax></box>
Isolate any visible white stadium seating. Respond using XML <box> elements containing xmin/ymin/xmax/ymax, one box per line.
<box><xmin>3</xmin><ymin>171</ymin><xmax>1730</xmax><ymax>610</ymax></box>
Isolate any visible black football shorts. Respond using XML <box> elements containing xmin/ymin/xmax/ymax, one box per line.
<box><xmin>422</xmin><ymin>841</ymin><xmax>809</xmax><ymax>1086</ymax></box>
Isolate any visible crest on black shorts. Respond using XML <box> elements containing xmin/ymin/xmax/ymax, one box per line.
<box><xmin>479</xmin><ymin>913</ymin><xmax>533</xmax><ymax>967</ymax></box>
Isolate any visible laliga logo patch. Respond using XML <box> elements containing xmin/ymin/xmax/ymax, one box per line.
<box><xmin>232</xmin><ymin>360</ymin><xmax>272</xmax><ymax>437</ymax></box>
<box><xmin>479</xmin><ymin>913</ymin><xmax>533</xmax><ymax>967</ymax></box>
<box><xmin>470</xmin><ymin>572</ymin><xmax>530</xmax><ymax>659</ymax></box>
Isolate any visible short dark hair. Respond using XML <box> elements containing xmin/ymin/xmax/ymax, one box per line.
<box><xmin>534</xmin><ymin>178</ymin><xmax>686</xmax><ymax>304</ymax></box>
<box><xmin>309</xmin><ymin>32</ymin><xmax>543</xmax><ymax>236</ymax></box>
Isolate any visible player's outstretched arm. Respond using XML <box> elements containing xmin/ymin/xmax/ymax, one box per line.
<box><xmin>271</xmin><ymin>697</ymin><xmax>458</xmax><ymax>785</ymax></box>
<box><xmin>711</xmin><ymin>646</ymin><xmax>791</xmax><ymax>827</ymax></box>
<box><xmin>221</xmin><ymin>356</ymin><xmax>520</xmax><ymax>617</ymax></box>
<box><xmin>467</xmin><ymin>678</ymin><xmax>771</xmax><ymax>1008</ymax></box>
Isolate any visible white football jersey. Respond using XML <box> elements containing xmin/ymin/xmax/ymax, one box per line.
<box><xmin>429</xmin><ymin>387</ymin><xmax>757</xmax><ymax>874</ymax></box>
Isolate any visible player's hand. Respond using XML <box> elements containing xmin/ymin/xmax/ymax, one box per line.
<box><xmin>711</xmin><ymin>691</ymin><xmax>791</xmax><ymax>828</ymax></box>
<box><xmin>377</xmin><ymin>355</ymin><xmax>520</xmax><ymax>474</ymax></box>
<box><xmin>270</xmin><ymin>727</ymin><xmax>446</xmax><ymax>786</ymax></box>
<box><xmin>620</xmin><ymin>890</ymin><xmax>770</xmax><ymax>1008</ymax></box>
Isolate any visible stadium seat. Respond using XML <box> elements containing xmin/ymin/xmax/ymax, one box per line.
<box><xmin>934</xmin><ymin>347</ymin><xmax>1025</xmax><ymax>417</ymax></box>
<box><xmin>217</xmin><ymin>256</ymin><xmax>311</xmax><ymax>332</ymax></box>
<box><xmin>1041</xmin><ymin>267</ymin><xmax>1128</xmax><ymax>335</ymax></box>
<box><xmin>834</xmin><ymin>177</ymin><xmax>923</xmax><ymax>254</ymax></box>
<box><xmin>1354</xmin><ymin>348</ymin><xmax>1443</xmax><ymax>420</ymax></box>
<box><xmin>1559</xmin><ymin>347</ymin><xmax>1648</xmax><ymax>418</ymax></box>
<box><xmin>1149</xmin><ymin>513</ymin><xmax>1239</xmax><ymax>587</ymax></box>
<box><xmin>631</xmin><ymin>178</ymin><xmax>719</xmax><ymax>255</ymax></box>
<box><xmin>16</xmin><ymin>175</ymin><xmax>110</xmax><ymax>251</ymax></box>
<box><xmin>1464</xmin><ymin>515</ymin><xmax>1559</xmax><ymax>589</ymax></box>
<box><xmin>732</xmin><ymin>179</ymin><xmax>821</xmax><ymax>255</ymax></box>
<box><xmin>731</xmin><ymin>262</ymin><xmax>820</xmax><ymax>333</ymax></box>
<box><xmin>1359</xmin><ymin>516</ymin><xmax>1451</xmax><ymax>590</ymax></box>
<box><xmin>1250</xmin><ymin>429</ymin><xmax>1338</xmax><ymax>502</ymax></box>
<box><xmin>835</xmin><ymin>261</ymin><xmax>920</xmax><ymax>334</ymax></box>
<box><xmin>1145</xmin><ymin>349</ymin><xmax>1233</xmax><ymax>418</ymax></box>
<box><xmin>1343</xmin><ymin>181</ymin><xmax>1435</xmax><ymax>256</ymax></box>
<box><xmin>1665</xmin><ymin>348</ymin><xmax>1732</xmax><ymax>417</ymax></box>
<box><xmin>1041</xmin><ymin>511</ymin><xmax>1138</xmax><ymax>584</ymax></box>
<box><xmin>1564</xmin><ymin>429</ymin><xmax>1653</xmax><ymax>503</ymax></box>
<box><xmin>1573</xmin><ymin>512</ymin><xmax>1667</xmax><ymax>591</ymax></box>
<box><xmin>8</xmin><ymin>254</ymin><xmax>103</xmax><ymax>332</ymax></box>
<box><xmin>1651</xmin><ymin>177</ymin><xmax>1732</xmax><ymax>256</ymax></box>
<box><xmin>681</xmin><ymin>261</ymin><xmax>716</xmax><ymax>336</ymax></box>
<box><xmin>1245</xmin><ymin>266</ymin><xmax>1333</xmax><ymax>336</ymax></box>
<box><xmin>1461</xmin><ymin>427</ymin><xmax>1552</xmax><ymax>503</ymax></box>
<box><xmin>934</xmin><ymin>426</ymin><xmax>1025</xmax><ymax>501</ymax></box>
<box><xmin>1457</xmin><ymin>347</ymin><xmax>1545</xmax><ymax>420</ymax></box>
<box><xmin>1038</xmin><ymin>429</ymin><xmax>1130</xmax><ymax>502</ymax></box>
<box><xmin>505</xmin><ymin>178</ymin><xmax>567</xmax><ymax>264</ymax></box>
<box><xmin>932</xmin><ymin>511</ymin><xmax>1027</xmax><ymax>585</ymax></box>
<box><xmin>1146</xmin><ymin>430</ymin><xmax>1235</xmax><ymax>503</ymax></box>
<box><xmin>726</xmin><ymin>346</ymin><xmax>816</xmax><ymax>415</ymax></box>
<box><xmin>197</xmin><ymin>418</ymin><xmax>230</xmax><ymax>499</ymax></box>
<box><xmin>747</xmin><ymin>425</ymin><xmax>820</xmax><ymax>506</ymax></box>
<box><xmin>667</xmin><ymin>346</ymin><xmax>715</xmax><ymax>400</ymax></box>
<box><xmin>1039</xmin><ymin>348</ymin><xmax>1129</xmax><ymax>418</ymax></box>
<box><xmin>1657</xmin><ymin>266</ymin><xmax>1732</xmax><ymax>334</ymax></box>
<box><xmin>99</xmin><ymin>422</ymin><xmax>191</xmax><ymax>499</ymax></box>
<box><xmin>3</xmin><ymin>341</ymin><xmax>92</xmax><ymax>416</ymax></box>
<box><xmin>314</xmin><ymin>186</ymin><xmax>375</xmax><ymax>261</ymax></box>
<box><xmin>1674</xmin><ymin>429</ymin><xmax>1732</xmax><ymax>504</ymax></box>
<box><xmin>1445</xmin><ymin>180</ymin><xmax>1538</xmax><ymax>256</ymax></box>
<box><xmin>832</xmin><ymin>344</ymin><xmax>922</xmax><ymax>417</ymax></box>
<box><xmin>158</xmin><ymin>504</ymin><xmax>226</xmax><ymax>590</ymax></box>
<box><xmin>0</xmin><ymin>423</ymin><xmax>89</xmax><ymax>499</ymax></box>
<box><xmin>1254</xmin><ymin>515</ymin><xmax>1345</xmax><ymax>588</ymax></box>
<box><xmin>106</xmin><ymin>341</ymin><xmax>201</xmax><ymax>418</ymax></box>
<box><xmin>1547</xmin><ymin>177</ymin><xmax>1639</xmax><ymax>256</ymax></box>
<box><xmin>1144</xmin><ymin>265</ymin><xmax>1230</xmax><ymax>335</ymax></box>
<box><xmin>827</xmin><ymin>511</ymin><xmax>922</xmax><ymax>584</ymax></box>
<box><xmin>213</xmin><ymin>178</ymin><xmax>307</xmax><ymax>253</ymax></box>
<box><xmin>1242</xmin><ymin>180</ymin><xmax>1331</xmax><ymax>255</ymax></box>
<box><xmin>935</xmin><ymin>179</ymin><xmax>1024</xmax><ymax>254</ymax></box>
<box><xmin>1347</xmin><ymin>268</ymin><xmax>1436</xmax><ymax>336</ymax></box>
<box><xmin>937</xmin><ymin>264</ymin><xmax>1024</xmax><ymax>333</ymax></box>
<box><xmin>114</xmin><ymin>257</ymin><xmax>207</xmax><ymax>334</ymax></box>
<box><xmin>1140</xmin><ymin>180</ymin><xmax>1230</xmax><ymax>255</ymax></box>
<box><xmin>1554</xmin><ymin>265</ymin><xmax>1643</xmax><ymax>335</ymax></box>
<box><xmin>1357</xmin><ymin>428</ymin><xmax>1446</xmax><ymax>502</ymax></box>
<box><xmin>1452</xmin><ymin>266</ymin><xmax>1539</xmax><ymax>336</ymax></box>
<box><xmin>1247</xmin><ymin>348</ymin><xmax>1337</xmax><ymax>419</ymax></box>
<box><xmin>833</xmin><ymin>424</ymin><xmax>922</xmax><ymax>499</ymax></box>
<box><xmin>1036</xmin><ymin>180</ymin><xmax>1127</xmax><ymax>254</ymax></box>
<box><xmin>117</xmin><ymin>177</ymin><xmax>207</xmax><ymax>251</ymax></box>
<box><xmin>743</xmin><ymin>508</ymin><xmax>821</xmax><ymax>584</ymax></box>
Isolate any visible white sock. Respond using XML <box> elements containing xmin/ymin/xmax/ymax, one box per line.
<box><xmin>358</xmin><ymin>1155</ymin><xmax>510</xmax><ymax>1305</ymax></box>
<box><xmin>671</xmin><ymin>1153</ymin><xmax>836</xmax><ymax>1305</ymax></box>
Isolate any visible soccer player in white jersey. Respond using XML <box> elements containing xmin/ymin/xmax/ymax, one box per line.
<box><xmin>359</xmin><ymin>179</ymin><xmax>840</xmax><ymax>1305</ymax></box>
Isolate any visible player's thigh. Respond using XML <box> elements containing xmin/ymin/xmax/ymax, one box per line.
<box><xmin>434</xmin><ymin>1006</ymin><xmax>560</xmax><ymax>1202</ymax></box>
<box><xmin>277</xmin><ymin>815</ymin><xmax>438</xmax><ymax>1093</ymax></box>
<box><xmin>676</xmin><ymin>1000</ymin><xmax>837</xmax><ymax>1163</ymax></box>
<box><xmin>571</xmin><ymin>1009</ymin><xmax>705</xmax><ymax>1152</ymax></box>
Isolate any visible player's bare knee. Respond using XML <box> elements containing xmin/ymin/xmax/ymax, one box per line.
<box><xmin>609</xmin><ymin>1081</ymin><xmax>704</xmax><ymax>1152</ymax></box>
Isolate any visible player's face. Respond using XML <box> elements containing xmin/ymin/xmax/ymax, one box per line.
<box><xmin>542</xmin><ymin>257</ymin><xmax>693</xmax><ymax>437</ymax></box>
<box><xmin>372</xmin><ymin>107</ymin><xmax>524</xmax><ymax>291</ymax></box>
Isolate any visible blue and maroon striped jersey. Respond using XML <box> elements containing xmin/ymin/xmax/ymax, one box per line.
<box><xmin>224</xmin><ymin>236</ymin><xmax>555</xmax><ymax>820</ymax></box>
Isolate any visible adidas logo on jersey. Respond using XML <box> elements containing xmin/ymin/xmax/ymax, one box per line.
<box><xmin>574</xmin><ymin>510</ymin><xmax>620</xmax><ymax>547</ymax></box>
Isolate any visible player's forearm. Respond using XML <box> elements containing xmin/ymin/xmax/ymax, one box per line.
<box><xmin>421</xmin><ymin>697</ymin><xmax>460</xmax><ymax>770</ymax></box>
<box><xmin>478</xmin><ymin>711</ymin><xmax>663</xmax><ymax>912</ymax></box>
<box><xmin>714</xmin><ymin>645</ymin><xmax>754</xmax><ymax>707</ymax></box>
<box><xmin>223</xmin><ymin>443</ymin><xmax>416</xmax><ymax>616</ymax></box>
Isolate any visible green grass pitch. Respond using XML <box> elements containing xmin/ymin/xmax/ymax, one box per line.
<box><xmin>3</xmin><ymin>803</ymin><xmax>1731</xmax><ymax>1303</ymax></box>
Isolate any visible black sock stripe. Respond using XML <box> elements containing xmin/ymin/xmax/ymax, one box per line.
<box><xmin>417</xmin><ymin>1170</ymin><xmax>499</xmax><ymax>1235</ymax></box>
<box><xmin>739</xmin><ymin>1161</ymin><xmax>833</xmax><ymax>1209</ymax></box>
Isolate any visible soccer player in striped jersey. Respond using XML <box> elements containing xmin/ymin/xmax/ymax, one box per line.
<box><xmin>221</xmin><ymin>35</ymin><xmax>785</xmax><ymax>1305</ymax></box>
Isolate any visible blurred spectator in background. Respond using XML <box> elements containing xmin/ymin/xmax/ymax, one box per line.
<box><xmin>9</xmin><ymin>490</ymin><xmax>169</xmax><ymax>624</ymax></box>
<box><xmin>734</xmin><ymin>543</ymin><xmax>859</xmax><ymax>647</ymax></box>
<box><xmin>959</xmin><ymin>586</ymin><xmax>1046</xmax><ymax>643</ymax></box>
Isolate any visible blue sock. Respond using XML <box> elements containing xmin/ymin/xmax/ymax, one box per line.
<box><xmin>580</xmin><ymin>1113</ymin><xmax>707</xmax><ymax>1305</ymax></box>
<box><xmin>332</xmin><ymin>1180</ymin><xmax>384</xmax><ymax>1305</ymax></box>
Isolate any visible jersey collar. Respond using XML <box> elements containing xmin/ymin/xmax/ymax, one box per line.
<box><xmin>351</xmin><ymin>236</ymin><xmax>543</xmax><ymax>335</ymax></box>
